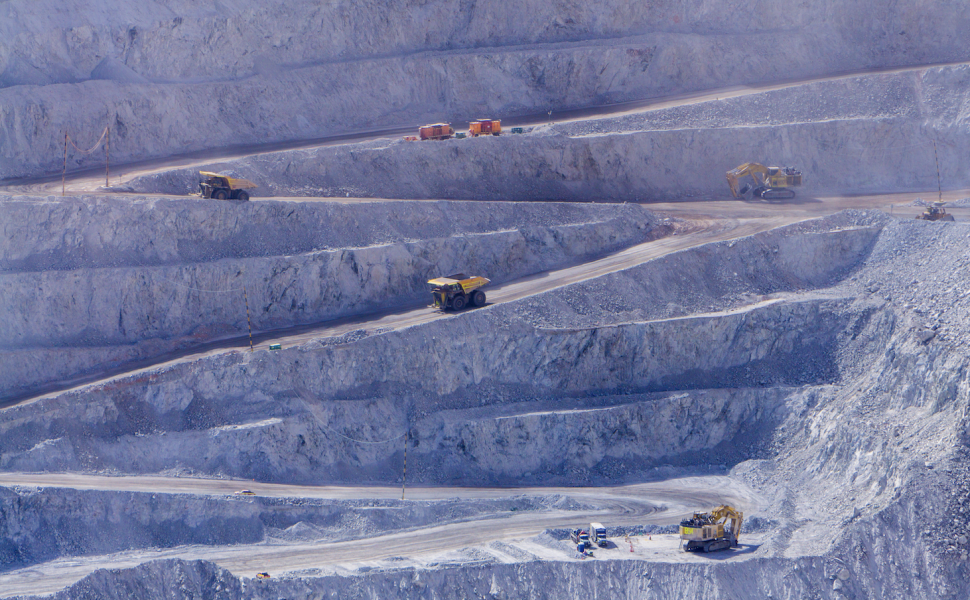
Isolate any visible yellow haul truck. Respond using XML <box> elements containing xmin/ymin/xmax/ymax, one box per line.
<box><xmin>428</xmin><ymin>273</ymin><xmax>489</xmax><ymax>310</ymax></box>
<box><xmin>199</xmin><ymin>171</ymin><xmax>257</xmax><ymax>201</ymax></box>
<box><xmin>679</xmin><ymin>505</ymin><xmax>743</xmax><ymax>553</ymax></box>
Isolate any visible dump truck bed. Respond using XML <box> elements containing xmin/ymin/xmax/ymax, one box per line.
<box><xmin>427</xmin><ymin>273</ymin><xmax>490</xmax><ymax>292</ymax></box>
<box><xmin>199</xmin><ymin>171</ymin><xmax>258</xmax><ymax>190</ymax></box>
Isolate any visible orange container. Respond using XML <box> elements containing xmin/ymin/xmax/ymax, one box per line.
<box><xmin>469</xmin><ymin>119</ymin><xmax>501</xmax><ymax>136</ymax></box>
<box><xmin>419</xmin><ymin>123</ymin><xmax>454</xmax><ymax>140</ymax></box>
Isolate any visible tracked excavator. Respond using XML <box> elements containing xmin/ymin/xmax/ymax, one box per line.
<box><xmin>679</xmin><ymin>505</ymin><xmax>743</xmax><ymax>553</ymax></box>
<box><xmin>726</xmin><ymin>163</ymin><xmax>802</xmax><ymax>200</ymax></box>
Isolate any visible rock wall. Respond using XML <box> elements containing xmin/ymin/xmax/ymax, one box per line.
<box><xmin>124</xmin><ymin>64</ymin><xmax>970</xmax><ymax>201</ymax></box>
<box><xmin>0</xmin><ymin>198</ymin><xmax>659</xmax><ymax>399</ymax></box>
<box><xmin>0</xmin><ymin>221</ymin><xmax>878</xmax><ymax>484</ymax></box>
<box><xmin>0</xmin><ymin>196</ymin><xmax>652</xmax><ymax>272</ymax></box>
<box><xmin>0</xmin><ymin>299</ymin><xmax>849</xmax><ymax>484</ymax></box>
<box><xmin>0</xmin><ymin>486</ymin><xmax>558</xmax><ymax>572</ymax></box>
<box><xmin>3</xmin><ymin>0</ymin><xmax>970</xmax><ymax>180</ymax></box>
<box><xmin>13</xmin><ymin>543</ymin><xmax>969</xmax><ymax>600</ymax></box>
<box><xmin>6</xmin><ymin>214</ymin><xmax>970</xmax><ymax>599</ymax></box>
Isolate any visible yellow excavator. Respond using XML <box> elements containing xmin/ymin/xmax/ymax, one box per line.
<box><xmin>726</xmin><ymin>163</ymin><xmax>802</xmax><ymax>200</ymax></box>
<box><xmin>679</xmin><ymin>505</ymin><xmax>743</xmax><ymax>553</ymax></box>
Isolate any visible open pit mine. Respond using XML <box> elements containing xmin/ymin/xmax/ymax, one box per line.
<box><xmin>1</xmin><ymin>1</ymin><xmax>970</xmax><ymax>599</ymax></box>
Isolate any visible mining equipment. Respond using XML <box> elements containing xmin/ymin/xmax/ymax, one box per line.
<box><xmin>428</xmin><ymin>273</ymin><xmax>489</xmax><ymax>310</ymax></box>
<box><xmin>679</xmin><ymin>505</ymin><xmax>743</xmax><ymax>553</ymax></box>
<box><xmin>199</xmin><ymin>171</ymin><xmax>257</xmax><ymax>201</ymax></box>
<box><xmin>469</xmin><ymin>119</ymin><xmax>501</xmax><ymax>136</ymax></box>
<box><xmin>255</xmin><ymin>572</ymin><xmax>271</xmax><ymax>580</ymax></box>
<box><xmin>726</xmin><ymin>162</ymin><xmax>802</xmax><ymax>200</ymax></box>
<box><xmin>916</xmin><ymin>202</ymin><xmax>955</xmax><ymax>221</ymax></box>
<box><xmin>419</xmin><ymin>123</ymin><xmax>455</xmax><ymax>140</ymax></box>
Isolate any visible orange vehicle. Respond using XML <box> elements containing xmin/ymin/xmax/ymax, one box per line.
<box><xmin>469</xmin><ymin>119</ymin><xmax>501</xmax><ymax>136</ymax></box>
<box><xmin>418</xmin><ymin>123</ymin><xmax>454</xmax><ymax>140</ymax></box>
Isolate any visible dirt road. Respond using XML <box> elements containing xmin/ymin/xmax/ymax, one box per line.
<box><xmin>9</xmin><ymin>182</ymin><xmax>968</xmax><ymax>409</ymax></box>
<box><xmin>2</xmin><ymin>213</ymin><xmax>798</xmax><ymax>409</ymax></box>
<box><xmin>4</xmin><ymin>59</ymin><xmax>968</xmax><ymax>196</ymax></box>
<box><xmin>0</xmin><ymin>473</ymin><xmax>758</xmax><ymax>598</ymax></box>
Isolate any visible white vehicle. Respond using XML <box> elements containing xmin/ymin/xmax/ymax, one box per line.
<box><xmin>590</xmin><ymin>522</ymin><xmax>608</xmax><ymax>547</ymax></box>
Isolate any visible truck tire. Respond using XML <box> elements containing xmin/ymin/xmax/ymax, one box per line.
<box><xmin>213</xmin><ymin>189</ymin><xmax>229</xmax><ymax>200</ymax></box>
<box><xmin>471</xmin><ymin>290</ymin><xmax>486</xmax><ymax>307</ymax></box>
<box><xmin>236</xmin><ymin>191</ymin><xmax>250</xmax><ymax>202</ymax></box>
<box><xmin>451</xmin><ymin>295</ymin><xmax>467</xmax><ymax>310</ymax></box>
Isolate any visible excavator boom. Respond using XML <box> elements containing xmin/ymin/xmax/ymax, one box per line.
<box><xmin>726</xmin><ymin>162</ymin><xmax>768</xmax><ymax>198</ymax></box>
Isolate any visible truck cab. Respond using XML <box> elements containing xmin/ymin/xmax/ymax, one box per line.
<box><xmin>570</xmin><ymin>529</ymin><xmax>590</xmax><ymax>545</ymax></box>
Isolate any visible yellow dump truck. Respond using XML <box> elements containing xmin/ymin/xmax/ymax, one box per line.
<box><xmin>428</xmin><ymin>273</ymin><xmax>489</xmax><ymax>310</ymax></box>
<box><xmin>199</xmin><ymin>171</ymin><xmax>257</xmax><ymax>201</ymax></box>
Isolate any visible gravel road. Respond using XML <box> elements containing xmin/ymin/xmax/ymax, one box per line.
<box><xmin>0</xmin><ymin>474</ymin><xmax>758</xmax><ymax>598</ymax></box>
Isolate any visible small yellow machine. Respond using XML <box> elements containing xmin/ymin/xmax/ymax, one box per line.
<box><xmin>199</xmin><ymin>171</ymin><xmax>257</xmax><ymax>201</ymax></box>
<box><xmin>726</xmin><ymin>162</ymin><xmax>802</xmax><ymax>200</ymax></box>
<box><xmin>916</xmin><ymin>202</ymin><xmax>955</xmax><ymax>221</ymax></box>
<box><xmin>428</xmin><ymin>273</ymin><xmax>490</xmax><ymax>310</ymax></box>
<box><xmin>679</xmin><ymin>505</ymin><xmax>743</xmax><ymax>553</ymax></box>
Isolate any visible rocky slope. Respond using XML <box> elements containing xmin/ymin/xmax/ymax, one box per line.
<box><xmin>3</xmin><ymin>0</ymin><xmax>969</xmax><ymax>180</ymax></box>
<box><xmin>0</xmin><ymin>197</ymin><xmax>660</xmax><ymax>399</ymax></box>
<box><xmin>0</xmin><ymin>486</ymin><xmax>580</xmax><ymax>573</ymax></box>
<box><xmin>0</xmin><ymin>215</ymin><xmax>876</xmax><ymax>484</ymax></box>
<box><xmin>2</xmin><ymin>212</ymin><xmax>970</xmax><ymax>599</ymax></box>
<box><xmin>125</xmin><ymin>63</ymin><xmax>970</xmax><ymax>201</ymax></box>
